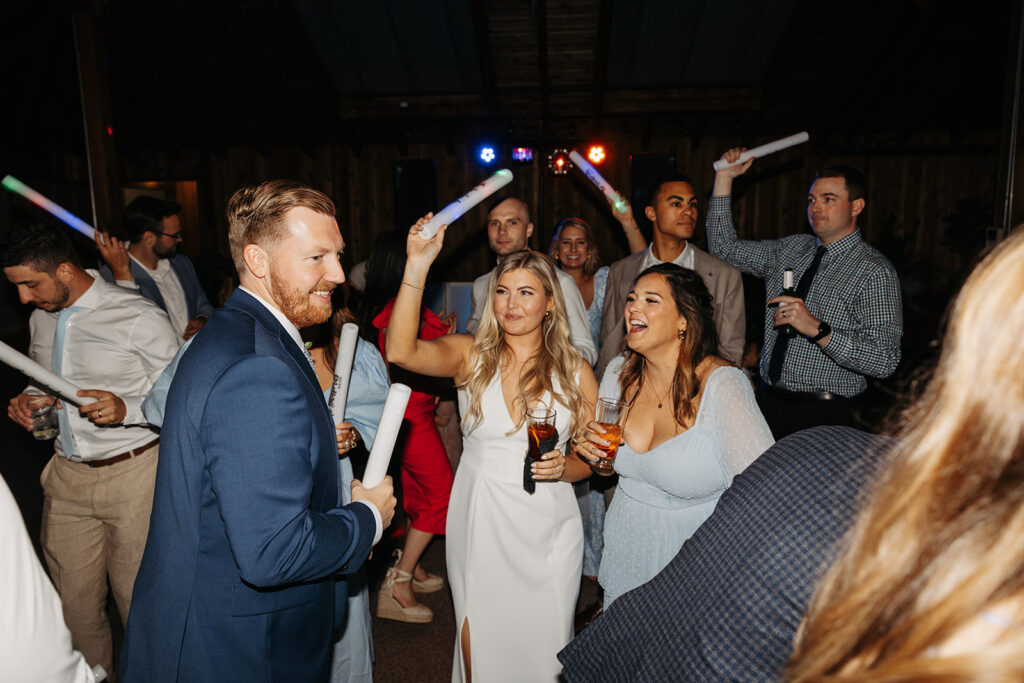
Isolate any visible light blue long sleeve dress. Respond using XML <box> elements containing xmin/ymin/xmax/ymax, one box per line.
<box><xmin>597</xmin><ymin>356</ymin><xmax>774</xmax><ymax>606</ymax></box>
<box><xmin>142</xmin><ymin>336</ymin><xmax>389</xmax><ymax>682</ymax></box>
<box><xmin>577</xmin><ymin>265</ymin><xmax>609</xmax><ymax>577</ymax></box>
<box><xmin>325</xmin><ymin>338</ymin><xmax>389</xmax><ymax>683</ymax></box>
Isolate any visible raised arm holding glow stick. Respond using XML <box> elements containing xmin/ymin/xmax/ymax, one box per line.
<box><xmin>569</xmin><ymin>149</ymin><xmax>627</xmax><ymax>213</ymax></box>
<box><xmin>0</xmin><ymin>340</ymin><xmax>97</xmax><ymax>406</ymax></box>
<box><xmin>328</xmin><ymin>323</ymin><xmax>360</xmax><ymax>425</ymax></box>
<box><xmin>361</xmin><ymin>383</ymin><xmax>412</xmax><ymax>488</ymax></box>
<box><xmin>2</xmin><ymin>175</ymin><xmax>98</xmax><ymax>241</ymax></box>
<box><xmin>712</xmin><ymin>131</ymin><xmax>810</xmax><ymax>171</ymax></box>
<box><xmin>417</xmin><ymin>168</ymin><xmax>514</xmax><ymax>239</ymax></box>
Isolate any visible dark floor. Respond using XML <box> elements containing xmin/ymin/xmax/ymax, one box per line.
<box><xmin>367</xmin><ymin>532</ymin><xmax>601</xmax><ymax>683</ymax></box>
<box><xmin>367</xmin><ymin>534</ymin><xmax>455</xmax><ymax>683</ymax></box>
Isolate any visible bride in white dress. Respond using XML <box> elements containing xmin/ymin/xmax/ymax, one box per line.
<box><xmin>386</xmin><ymin>216</ymin><xmax>598</xmax><ymax>682</ymax></box>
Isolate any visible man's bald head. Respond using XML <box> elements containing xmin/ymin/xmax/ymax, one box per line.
<box><xmin>486</xmin><ymin>196</ymin><xmax>533</xmax><ymax>256</ymax></box>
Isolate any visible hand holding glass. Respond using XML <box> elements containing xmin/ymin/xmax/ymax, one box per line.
<box><xmin>527</xmin><ymin>406</ymin><xmax>557</xmax><ymax>461</ymax></box>
<box><xmin>592</xmin><ymin>398</ymin><xmax>626</xmax><ymax>471</ymax></box>
<box><xmin>29</xmin><ymin>395</ymin><xmax>59</xmax><ymax>441</ymax></box>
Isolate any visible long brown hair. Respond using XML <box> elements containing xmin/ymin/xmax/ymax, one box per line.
<box><xmin>461</xmin><ymin>251</ymin><xmax>588</xmax><ymax>437</ymax></box>
<box><xmin>617</xmin><ymin>263</ymin><xmax>718</xmax><ymax>426</ymax></box>
<box><xmin>786</xmin><ymin>228</ymin><xmax>1024</xmax><ymax>680</ymax></box>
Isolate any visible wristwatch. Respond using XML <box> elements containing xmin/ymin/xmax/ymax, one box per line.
<box><xmin>808</xmin><ymin>320</ymin><xmax>831</xmax><ymax>343</ymax></box>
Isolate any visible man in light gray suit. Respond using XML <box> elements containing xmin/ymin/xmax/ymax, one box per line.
<box><xmin>596</xmin><ymin>173</ymin><xmax>744</xmax><ymax>378</ymax></box>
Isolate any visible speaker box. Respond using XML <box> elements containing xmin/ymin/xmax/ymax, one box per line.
<box><xmin>628</xmin><ymin>154</ymin><xmax>677</xmax><ymax>236</ymax></box>
<box><xmin>393</xmin><ymin>160</ymin><xmax>437</xmax><ymax>231</ymax></box>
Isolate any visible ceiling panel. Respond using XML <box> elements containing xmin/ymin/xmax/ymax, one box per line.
<box><xmin>292</xmin><ymin>0</ymin><xmax>482</xmax><ymax>95</ymax></box>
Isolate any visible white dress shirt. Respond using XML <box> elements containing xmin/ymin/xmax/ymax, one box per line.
<box><xmin>641</xmin><ymin>241</ymin><xmax>695</xmax><ymax>272</ymax></box>
<box><xmin>0</xmin><ymin>478</ymin><xmax>97</xmax><ymax>682</ymax></box>
<box><xmin>117</xmin><ymin>254</ymin><xmax>190</xmax><ymax>337</ymax></box>
<box><xmin>465</xmin><ymin>264</ymin><xmax>598</xmax><ymax>365</ymax></box>
<box><xmin>26</xmin><ymin>271</ymin><xmax>179</xmax><ymax>461</ymax></box>
<box><xmin>238</xmin><ymin>287</ymin><xmax>383</xmax><ymax>545</ymax></box>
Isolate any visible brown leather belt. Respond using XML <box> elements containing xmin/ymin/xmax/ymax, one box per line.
<box><xmin>85</xmin><ymin>437</ymin><xmax>160</xmax><ymax>468</ymax></box>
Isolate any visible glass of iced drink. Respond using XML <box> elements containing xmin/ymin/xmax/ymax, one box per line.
<box><xmin>527</xmin><ymin>406</ymin><xmax>557</xmax><ymax>462</ymax></box>
<box><xmin>593</xmin><ymin>398</ymin><xmax>626</xmax><ymax>471</ymax></box>
<box><xmin>29</xmin><ymin>395</ymin><xmax>59</xmax><ymax>441</ymax></box>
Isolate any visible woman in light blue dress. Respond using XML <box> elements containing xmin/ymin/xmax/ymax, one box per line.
<box><xmin>548</xmin><ymin>216</ymin><xmax>646</xmax><ymax>580</ymax></box>
<box><xmin>577</xmin><ymin>263</ymin><xmax>774</xmax><ymax>605</ymax></box>
<box><xmin>547</xmin><ymin>218</ymin><xmax>609</xmax><ymax>351</ymax></box>
<box><xmin>548</xmin><ymin>218</ymin><xmax>608</xmax><ymax>577</ymax></box>
<box><xmin>307</xmin><ymin>303</ymin><xmax>390</xmax><ymax>683</ymax></box>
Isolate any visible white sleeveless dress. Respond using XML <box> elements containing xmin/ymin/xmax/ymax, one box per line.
<box><xmin>449</xmin><ymin>369</ymin><xmax>583</xmax><ymax>682</ymax></box>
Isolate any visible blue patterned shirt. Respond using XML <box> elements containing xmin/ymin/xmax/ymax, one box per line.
<box><xmin>707</xmin><ymin>195</ymin><xmax>902</xmax><ymax>396</ymax></box>
<box><xmin>587</xmin><ymin>265</ymin><xmax>609</xmax><ymax>352</ymax></box>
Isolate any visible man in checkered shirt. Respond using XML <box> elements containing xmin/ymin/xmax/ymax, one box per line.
<box><xmin>706</xmin><ymin>147</ymin><xmax>902</xmax><ymax>439</ymax></box>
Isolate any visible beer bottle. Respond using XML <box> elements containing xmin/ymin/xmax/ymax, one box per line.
<box><xmin>778</xmin><ymin>268</ymin><xmax>797</xmax><ymax>337</ymax></box>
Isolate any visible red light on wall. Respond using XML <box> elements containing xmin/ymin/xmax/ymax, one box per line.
<box><xmin>548</xmin><ymin>149</ymin><xmax>571</xmax><ymax>175</ymax></box>
<box><xmin>106</xmin><ymin>126</ymin><xmax>114</xmax><ymax>136</ymax></box>
<box><xmin>587</xmin><ymin>145</ymin><xmax>606</xmax><ymax>164</ymax></box>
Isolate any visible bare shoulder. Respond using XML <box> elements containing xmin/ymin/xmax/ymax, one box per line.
<box><xmin>578</xmin><ymin>362</ymin><xmax>599</xmax><ymax>401</ymax></box>
<box><xmin>451</xmin><ymin>335</ymin><xmax>478</xmax><ymax>384</ymax></box>
<box><xmin>697</xmin><ymin>355</ymin><xmax>734</xmax><ymax>383</ymax></box>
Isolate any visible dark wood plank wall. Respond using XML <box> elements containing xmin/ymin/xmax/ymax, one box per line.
<box><xmin>98</xmin><ymin>133</ymin><xmax>998</xmax><ymax>297</ymax></box>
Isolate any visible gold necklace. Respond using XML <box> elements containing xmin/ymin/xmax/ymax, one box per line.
<box><xmin>644</xmin><ymin>373</ymin><xmax>672</xmax><ymax>409</ymax></box>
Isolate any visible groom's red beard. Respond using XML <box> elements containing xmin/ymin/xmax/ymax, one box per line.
<box><xmin>270</xmin><ymin>275</ymin><xmax>335</xmax><ymax>329</ymax></box>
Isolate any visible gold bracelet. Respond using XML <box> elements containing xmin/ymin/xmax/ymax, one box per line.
<box><xmin>401</xmin><ymin>280</ymin><xmax>424</xmax><ymax>290</ymax></box>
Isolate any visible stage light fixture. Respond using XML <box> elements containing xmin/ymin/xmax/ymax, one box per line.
<box><xmin>511</xmin><ymin>147</ymin><xmax>534</xmax><ymax>163</ymax></box>
<box><xmin>548</xmin><ymin>149</ymin><xmax>571</xmax><ymax>175</ymax></box>
<box><xmin>479</xmin><ymin>145</ymin><xmax>497</xmax><ymax>164</ymax></box>
<box><xmin>587</xmin><ymin>145</ymin><xmax>606</xmax><ymax>164</ymax></box>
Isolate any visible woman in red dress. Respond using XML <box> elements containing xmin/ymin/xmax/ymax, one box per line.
<box><xmin>359</xmin><ymin>231</ymin><xmax>454</xmax><ymax>623</ymax></box>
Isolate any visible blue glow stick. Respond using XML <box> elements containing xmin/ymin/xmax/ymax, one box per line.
<box><xmin>2</xmin><ymin>175</ymin><xmax>98</xmax><ymax>240</ymax></box>
<box><xmin>569</xmin><ymin>150</ymin><xmax>627</xmax><ymax>213</ymax></box>
<box><xmin>418</xmin><ymin>169</ymin><xmax>514</xmax><ymax>239</ymax></box>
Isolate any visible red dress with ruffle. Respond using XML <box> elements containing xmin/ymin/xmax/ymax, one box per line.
<box><xmin>373</xmin><ymin>299</ymin><xmax>454</xmax><ymax>534</ymax></box>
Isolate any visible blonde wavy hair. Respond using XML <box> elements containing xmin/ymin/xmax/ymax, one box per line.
<box><xmin>786</xmin><ymin>227</ymin><xmax>1024</xmax><ymax>681</ymax></box>
<box><xmin>461</xmin><ymin>251</ymin><xmax>588</xmax><ymax>438</ymax></box>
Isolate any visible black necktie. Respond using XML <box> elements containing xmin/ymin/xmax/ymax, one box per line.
<box><xmin>767</xmin><ymin>245</ymin><xmax>826</xmax><ymax>385</ymax></box>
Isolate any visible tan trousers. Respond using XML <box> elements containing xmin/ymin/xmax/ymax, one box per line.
<box><xmin>40</xmin><ymin>443</ymin><xmax>159</xmax><ymax>675</ymax></box>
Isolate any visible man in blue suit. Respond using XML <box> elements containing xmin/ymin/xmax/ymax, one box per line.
<box><xmin>122</xmin><ymin>180</ymin><xmax>396</xmax><ymax>682</ymax></box>
<box><xmin>99</xmin><ymin>196</ymin><xmax>213</xmax><ymax>340</ymax></box>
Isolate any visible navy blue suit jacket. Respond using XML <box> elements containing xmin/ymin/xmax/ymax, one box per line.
<box><xmin>559</xmin><ymin>426</ymin><xmax>891</xmax><ymax>682</ymax></box>
<box><xmin>122</xmin><ymin>289</ymin><xmax>376</xmax><ymax>682</ymax></box>
<box><xmin>100</xmin><ymin>253</ymin><xmax>213</xmax><ymax>321</ymax></box>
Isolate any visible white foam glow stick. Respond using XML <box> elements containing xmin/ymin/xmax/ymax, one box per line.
<box><xmin>2</xmin><ymin>175</ymin><xmax>99</xmax><ymax>241</ymax></box>
<box><xmin>568</xmin><ymin>150</ymin><xmax>627</xmax><ymax>212</ymax></box>
<box><xmin>328</xmin><ymin>323</ymin><xmax>360</xmax><ymax>425</ymax></box>
<box><xmin>712</xmin><ymin>132</ymin><xmax>811</xmax><ymax>171</ymax></box>
<box><xmin>417</xmin><ymin>169</ymin><xmax>514</xmax><ymax>239</ymax></box>
<box><xmin>0</xmin><ymin>340</ymin><xmax>97</xmax><ymax>406</ymax></box>
<box><xmin>361</xmin><ymin>383</ymin><xmax>412</xmax><ymax>488</ymax></box>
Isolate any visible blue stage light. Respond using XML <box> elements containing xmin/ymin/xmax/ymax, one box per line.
<box><xmin>479</xmin><ymin>146</ymin><xmax>497</xmax><ymax>164</ymax></box>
